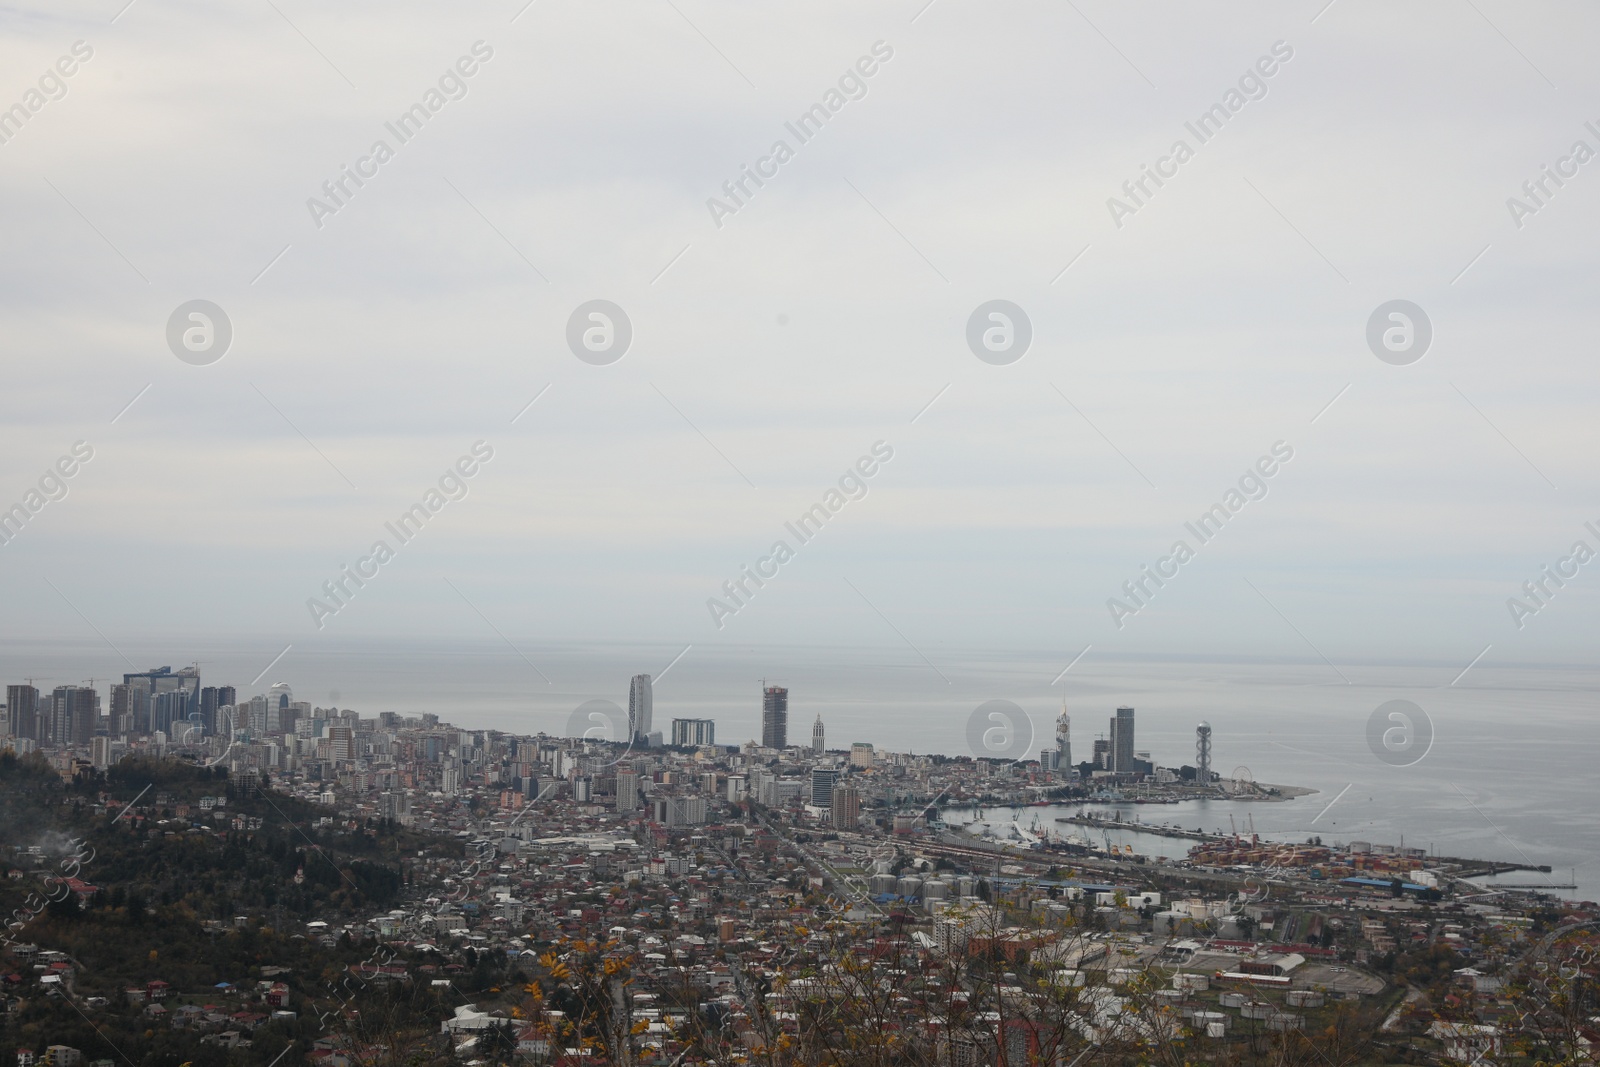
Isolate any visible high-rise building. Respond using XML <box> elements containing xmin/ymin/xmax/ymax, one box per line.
<box><xmin>326</xmin><ymin>725</ymin><xmax>354</xmax><ymax>761</ymax></box>
<box><xmin>6</xmin><ymin>685</ymin><xmax>39</xmax><ymax>740</ymax></box>
<box><xmin>810</xmin><ymin>768</ymin><xmax>838</xmax><ymax>808</ymax></box>
<box><xmin>199</xmin><ymin>688</ymin><xmax>222</xmax><ymax>735</ymax></box>
<box><xmin>629</xmin><ymin>674</ymin><xmax>653</xmax><ymax>743</ymax></box>
<box><xmin>109</xmin><ymin>684</ymin><xmax>132</xmax><ymax>737</ymax></box>
<box><xmin>811</xmin><ymin>714</ymin><xmax>825</xmax><ymax>754</ymax></box>
<box><xmin>670</xmin><ymin>718</ymin><xmax>715</xmax><ymax>747</ymax></box>
<box><xmin>1056</xmin><ymin>702</ymin><xmax>1072</xmax><ymax>779</ymax></box>
<box><xmin>50</xmin><ymin>685</ymin><xmax>100</xmax><ymax>746</ymax></box>
<box><xmin>850</xmin><ymin>742</ymin><xmax>874</xmax><ymax>769</ymax></box>
<box><xmin>151</xmin><ymin>690</ymin><xmax>192</xmax><ymax>738</ymax></box>
<box><xmin>831</xmin><ymin>784</ymin><xmax>861</xmax><ymax>829</ymax></box>
<box><xmin>378</xmin><ymin>792</ymin><xmax>407</xmax><ymax>821</ymax></box>
<box><xmin>652</xmin><ymin>794</ymin><xmax>707</xmax><ymax>827</ymax></box>
<box><xmin>615</xmin><ymin>765</ymin><xmax>639</xmax><ymax>811</ymax></box>
<box><xmin>246</xmin><ymin>694</ymin><xmax>272</xmax><ymax>735</ymax></box>
<box><xmin>1092</xmin><ymin>738</ymin><xmax>1110</xmax><ymax>770</ymax></box>
<box><xmin>1196</xmin><ymin>721</ymin><xmax>1212</xmax><ymax>787</ymax></box>
<box><xmin>761</xmin><ymin>686</ymin><xmax>788</xmax><ymax>749</ymax></box>
<box><xmin>129</xmin><ymin>687</ymin><xmax>151</xmax><ymax>735</ymax></box>
<box><xmin>1108</xmin><ymin>706</ymin><xmax>1135</xmax><ymax>774</ymax></box>
<box><xmin>749</xmin><ymin>766</ymin><xmax>776</xmax><ymax>806</ymax></box>
<box><xmin>121</xmin><ymin>667</ymin><xmax>200</xmax><ymax>737</ymax></box>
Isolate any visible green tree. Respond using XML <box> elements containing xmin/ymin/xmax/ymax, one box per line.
<box><xmin>479</xmin><ymin>1020</ymin><xmax>518</xmax><ymax>1065</ymax></box>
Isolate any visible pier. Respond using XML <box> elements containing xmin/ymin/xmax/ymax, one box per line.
<box><xmin>1055</xmin><ymin>814</ymin><xmax>1220</xmax><ymax>841</ymax></box>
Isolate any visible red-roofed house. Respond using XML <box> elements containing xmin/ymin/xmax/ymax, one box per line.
<box><xmin>62</xmin><ymin>880</ymin><xmax>97</xmax><ymax>905</ymax></box>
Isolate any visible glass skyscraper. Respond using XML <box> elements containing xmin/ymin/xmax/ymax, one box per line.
<box><xmin>761</xmin><ymin>685</ymin><xmax>788</xmax><ymax>749</ymax></box>
<box><xmin>628</xmin><ymin>674</ymin><xmax>652</xmax><ymax>743</ymax></box>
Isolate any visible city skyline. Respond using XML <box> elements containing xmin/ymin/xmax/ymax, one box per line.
<box><xmin>2</xmin><ymin>5</ymin><xmax>1597</xmax><ymax>1062</ymax></box>
<box><xmin>1</xmin><ymin>657</ymin><xmax>1216</xmax><ymax>777</ymax></box>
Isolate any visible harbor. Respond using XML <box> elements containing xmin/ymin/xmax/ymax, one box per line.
<box><xmin>1055</xmin><ymin>813</ymin><xmax>1221</xmax><ymax>841</ymax></box>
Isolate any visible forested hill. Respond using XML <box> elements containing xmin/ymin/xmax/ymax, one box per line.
<box><xmin>0</xmin><ymin>753</ymin><xmax>466</xmax><ymax>1067</ymax></box>
<box><xmin>0</xmin><ymin>753</ymin><xmax>445</xmax><ymax>926</ymax></box>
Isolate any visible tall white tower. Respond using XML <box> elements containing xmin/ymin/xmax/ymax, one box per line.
<box><xmin>1055</xmin><ymin>700</ymin><xmax>1071</xmax><ymax>779</ymax></box>
<box><xmin>1196</xmin><ymin>721</ymin><xmax>1212</xmax><ymax>789</ymax></box>
<box><xmin>811</xmin><ymin>714</ymin><xmax>825</xmax><ymax>754</ymax></box>
<box><xmin>628</xmin><ymin>674</ymin><xmax>652</xmax><ymax>742</ymax></box>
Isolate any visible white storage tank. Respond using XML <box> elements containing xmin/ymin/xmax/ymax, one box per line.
<box><xmin>1153</xmin><ymin>911</ymin><xmax>1183</xmax><ymax>935</ymax></box>
<box><xmin>1207</xmin><ymin>1022</ymin><xmax>1227</xmax><ymax>1039</ymax></box>
<box><xmin>1219</xmin><ymin>992</ymin><xmax>1248</xmax><ymax>1009</ymax></box>
<box><xmin>1286</xmin><ymin>990</ymin><xmax>1324</xmax><ymax>1008</ymax></box>
<box><xmin>1241</xmin><ymin>1001</ymin><xmax>1274</xmax><ymax>1020</ymax></box>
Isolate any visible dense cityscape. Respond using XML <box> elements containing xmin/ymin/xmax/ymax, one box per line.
<box><xmin>8</xmin><ymin>1</ymin><xmax>1597</xmax><ymax>1064</ymax></box>
<box><xmin>0</xmin><ymin>665</ymin><xmax>1589</xmax><ymax>1066</ymax></box>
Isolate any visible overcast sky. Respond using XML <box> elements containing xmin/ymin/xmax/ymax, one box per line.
<box><xmin>3</xmin><ymin>0</ymin><xmax>1599</xmax><ymax>688</ymax></box>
